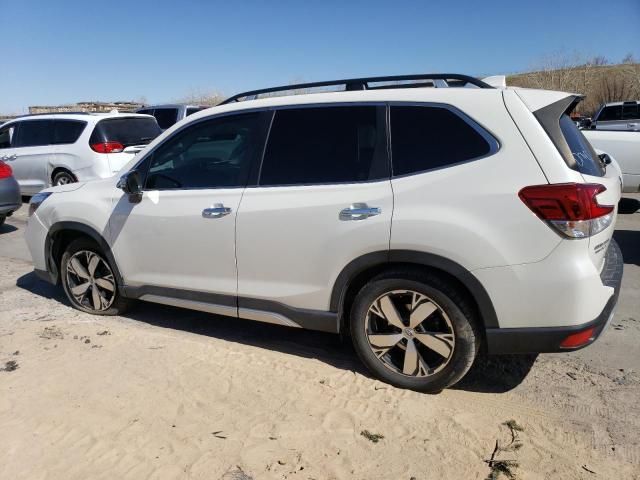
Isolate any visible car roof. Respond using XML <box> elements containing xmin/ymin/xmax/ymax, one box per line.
<box><xmin>5</xmin><ymin>112</ymin><xmax>155</xmax><ymax>124</ymax></box>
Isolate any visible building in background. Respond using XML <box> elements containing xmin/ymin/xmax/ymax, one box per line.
<box><xmin>28</xmin><ymin>101</ymin><xmax>145</xmax><ymax>114</ymax></box>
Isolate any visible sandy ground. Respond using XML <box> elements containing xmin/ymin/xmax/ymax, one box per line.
<box><xmin>1</xmin><ymin>198</ymin><xmax>639</xmax><ymax>480</ymax></box>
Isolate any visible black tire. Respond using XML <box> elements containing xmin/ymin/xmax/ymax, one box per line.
<box><xmin>350</xmin><ymin>270</ymin><xmax>481</xmax><ymax>392</ymax></box>
<box><xmin>52</xmin><ymin>170</ymin><xmax>76</xmax><ymax>187</ymax></box>
<box><xmin>60</xmin><ymin>238</ymin><xmax>133</xmax><ymax>315</ymax></box>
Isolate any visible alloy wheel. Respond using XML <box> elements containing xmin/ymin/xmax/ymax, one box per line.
<box><xmin>365</xmin><ymin>290</ymin><xmax>455</xmax><ymax>377</ymax></box>
<box><xmin>65</xmin><ymin>250</ymin><xmax>116</xmax><ymax>311</ymax></box>
<box><xmin>55</xmin><ymin>175</ymin><xmax>73</xmax><ymax>186</ymax></box>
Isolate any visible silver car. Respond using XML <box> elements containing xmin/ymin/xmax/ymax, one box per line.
<box><xmin>135</xmin><ymin>104</ymin><xmax>207</xmax><ymax>130</ymax></box>
<box><xmin>591</xmin><ymin>101</ymin><xmax>640</xmax><ymax>131</ymax></box>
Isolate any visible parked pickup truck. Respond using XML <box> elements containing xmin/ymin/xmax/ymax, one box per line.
<box><xmin>590</xmin><ymin>101</ymin><xmax>640</xmax><ymax>131</ymax></box>
<box><xmin>583</xmin><ymin>129</ymin><xmax>640</xmax><ymax>192</ymax></box>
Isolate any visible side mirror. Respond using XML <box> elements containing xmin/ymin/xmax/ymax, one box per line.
<box><xmin>117</xmin><ymin>170</ymin><xmax>142</xmax><ymax>199</ymax></box>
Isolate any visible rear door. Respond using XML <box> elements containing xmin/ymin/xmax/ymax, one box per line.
<box><xmin>621</xmin><ymin>102</ymin><xmax>640</xmax><ymax>131</ymax></box>
<box><xmin>91</xmin><ymin>116</ymin><xmax>162</xmax><ymax>174</ymax></box>
<box><xmin>235</xmin><ymin>105</ymin><xmax>392</xmax><ymax>318</ymax></box>
<box><xmin>8</xmin><ymin>119</ymin><xmax>53</xmax><ymax>194</ymax></box>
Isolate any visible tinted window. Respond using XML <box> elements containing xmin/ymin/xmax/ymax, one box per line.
<box><xmin>259</xmin><ymin>106</ymin><xmax>387</xmax><ymax>186</ymax></box>
<box><xmin>186</xmin><ymin>107</ymin><xmax>203</xmax><ymax>117</ymax></box>
<box><xmin>598</xmin><ymin>105</ymin><xmax>622</xmax><ymax>121</ymax></box>
<box><xmin>559</xmin><ymin>114</ymin><xmax>603</xmax><ymax>177</ymax></box>
<box><xmin>0</xmin><ymin>124</ymin><xmax>15</xmax><ymax>149</ymax></box>
<box><xmin>90</xmin><ymin>118</ymin><xmax>161</xmax><ymax>147</ymax></box>
<box><xmin>390</xmin><ymin>106</ymin><xmax>492</xmax><ymax>176</ymax></box>
<box><xmin>153</xmin><ymin>108</ymin><xmax>179</xmax><ymax>129</ymax></box>
<box><xmin>15</xmin><ymin>120</ymin><xmax>54</xmax><ymax>147</ymax></box>
<box><xmin>137</xmin><ymin>109</ymin><xmax>154</xmax><ymax>115</ymax></box>
<box><xmin>52</xmin><ymin>120</ymin><xmax>86</xmax><ymax>145</ymax></box>
<box><xmin>622</xmin><ymin>103</ymin><xmax>639</xmax><ymax>120</ymax></box>
<box><xmin>145</xmin><ymin>113</ymin><xmax>265</xmax><ymax>190</ymax></box>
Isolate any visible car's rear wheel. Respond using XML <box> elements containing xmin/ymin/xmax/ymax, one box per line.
<box><xmin>52</xmin><ymin>170</ymin><xmax>76</xmax><ymax>187</ymax></box>
<box><xmin>60</xmin><ymin>238</ymin><xmax>133</xmax><ymax>315</ymax></box>
<box><xmin>350</xmin><ymin>270</ymin><xmax>480</xmax><ymax>392</ymax></box>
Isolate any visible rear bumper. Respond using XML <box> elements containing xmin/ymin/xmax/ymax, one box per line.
<box><xmin>485</xmin><ymin>239</ymin><xmax>623</xmax><ymax>354</ymax></box>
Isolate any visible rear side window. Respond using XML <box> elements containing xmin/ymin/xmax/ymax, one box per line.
<box><xmin>186</xmin><ymin>107</ymin><xmax>203</xmax><ymax>116</ymax></box>
<box><xmin>622</xmin><ymin>103</ymin><xmax>639</xmax><ymax>120</ymax></box>
<box><xmin>598</xmin><ymin>105</ymin><xmax>622</xmax><ymax>121</ymax></box>
<box><xmin>90</xmin><ymin>117</ymin><xmax>161</xmax><ymax>147</ymax></box>
<box><xmin>153</xmin><ymin>108</ymin><xmax>179</xmax><ymax>129</ymax></box>
<box><xmin>14</xmin><ymin>120</ymin><xmax>54</xmax><ymax>147</ymax></box>
<box><xmin>52</xmin><ymin>120</ymin><xmax>86</xmax><ymax>145</ymax></box>
<box><xmin>390</xmin><ymin>106</ymin><xmax>494</xmax><ymax>176</ymax></box>
<box><xmin>559</xmin><ymin>114</ymin><xmax>604</xmax><ymax>177</ymax></box>
<box><xmin>259</xmin><ymin>106</ymin><xmax>387</xmax><ymax>186</ymax></box>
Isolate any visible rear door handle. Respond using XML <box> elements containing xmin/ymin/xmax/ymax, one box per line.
<box><xmin>339</xmin><ymin>203</ymin><xmax>381</xmax><ymax>221</ymax></box>
<box><xmin>2</xmin><ymin>154</ymin><xmax>16</xmax><ymax>161</ymax></box>
<box><xmin>202</xmin><ymin>203</ymin><xmax>232</xmax><ymax>219</ymax></box>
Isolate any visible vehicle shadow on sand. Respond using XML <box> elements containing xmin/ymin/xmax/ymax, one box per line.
<box><xmin>17</xmin><ymin>271</ymin><xmax>536</xmax><ymax>394</ymax></box>
<box><xmin>614</xmin><ymin>229</ymin><xmax>640</xmax><ymax>266</ymax></box>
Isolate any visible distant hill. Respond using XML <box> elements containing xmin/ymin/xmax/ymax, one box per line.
<box><xmin>507</xmin><ymin>63</ymin><xmax>640</xmax><ymax>116</ymax></box>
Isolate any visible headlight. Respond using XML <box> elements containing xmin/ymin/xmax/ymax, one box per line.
<box><xmin>28</xmin><ymin>192</ymin><xmax>52</xmax><ymax>217</ymax></box>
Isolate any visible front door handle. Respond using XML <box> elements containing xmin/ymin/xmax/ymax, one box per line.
<box><xmin>628</xmin><ymin>123</ymin><xmax>637</xmax><ymax>129</ymax></box>
<box><xmin>202</xmin><ymin>203</ymin><xmax>231</xmax><ymax>219</ymax></box>
<box><xmin>339</xmin><ymin>203</ymin><xmax>382</xmax><ymax>221</ymax></box>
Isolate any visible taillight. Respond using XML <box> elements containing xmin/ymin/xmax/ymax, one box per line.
<box><xmin>0</xmin><ymin>161</ymin><xmax>12</xmax><ymax>179</ymax></box>
<box><xmin>91</xmin><ymin>141</ymin><xmax>124</xmax><ymax>153</ymax></box>
<box><xmin>519</xmin><ymin>183</ymin><xmax>614</xmax><ymax>238</ymax></box>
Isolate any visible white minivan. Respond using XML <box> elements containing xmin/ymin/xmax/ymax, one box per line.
<box><xmin>0</xmin><ymin>113</ymin><xmax>161</xmax><ymax>195</ymax></box>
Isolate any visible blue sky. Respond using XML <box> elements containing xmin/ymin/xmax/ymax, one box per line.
<box><xmin>1</xmin><ymin>0</ymin><xmax>638</xmax><ymax>114</ymax></box>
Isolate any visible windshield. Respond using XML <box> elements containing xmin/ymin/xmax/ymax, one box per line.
<box><xmin>90</xmin><ymin>117</ymin><xmax>161</xmax><ymax>147</ymax></box>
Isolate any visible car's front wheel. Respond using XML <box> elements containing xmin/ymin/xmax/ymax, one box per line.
<box><xmin>350</xmin><ymin>270</ymin><xmax>480</xmax><ymax>392</ymax></box>
<box><xmin>60</xmin><ymin>238</ymin><xmax>133</xmax><ymax>315</ymax></box>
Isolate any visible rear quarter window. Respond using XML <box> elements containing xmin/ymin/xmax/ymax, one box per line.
<box><xmin>390</xmin><ymin>105</ymin><xmax>496</xmax><ymax>176</ymax></box>
<box><xmin>90</xmin><ymin>117</ymin><xmax>161</xmax><ymax>147</ymax></box>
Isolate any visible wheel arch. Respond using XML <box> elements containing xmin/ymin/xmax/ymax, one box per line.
<box><xmin>45</xmin><ymin>221</ymin><xmax>123</xmax><ymax>287</ymax></box>
<box><xmin>331</xmin><ymin>250</ymin><xmax>499</xmax><ymax>334</ymax></box>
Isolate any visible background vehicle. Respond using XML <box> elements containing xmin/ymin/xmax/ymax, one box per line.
<box><xmin>583</xmin><ymin>129</ymin><xmax>640</xmax><ymax>192</ymax></box>
<box><xmin>25</xmin><ymin>74</ymin><xmax>623</xmax><ymax>392</ymax></box>
<box><xmin>591</xmin><ymin>101</ymin><xmax>640</xmax><ymax>131</ymax></box>
<box><xmin>0</xmin><ymin>113</ymin><xmax>161</xmax><ymax>195</ymax></box>
<box><xmin>135</xmin><ymin>104</ymin><xmax>207</xmax><ymax>130</ymax></box>
<box><xmin>0</xmin><ymin>160</ymin><xmax>21</xmax><ymax>227</ymax></box>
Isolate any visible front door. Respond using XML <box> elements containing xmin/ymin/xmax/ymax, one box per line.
<box><xmin>4</xmin><ymin>120</ymin><xmax>51</xmax><ymax>194</ymax></box>
<box><xmin>109</xmin><ymin>111</ymin><xmax>270</xmax><ymax>312</ymax></box>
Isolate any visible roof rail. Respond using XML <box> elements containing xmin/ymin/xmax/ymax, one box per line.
<box><xmin>221</xmin><ymin>73</ymin><xmax>493</xmax><ymax>105</ymax></box>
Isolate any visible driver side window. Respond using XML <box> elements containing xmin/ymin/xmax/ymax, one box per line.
<box><xmin>144</xmin><ymin>112</ymin><xmax>264</xmax><ymax>190</ymax></box>
<box><xmin>0</xmin><ymin>124</ymin><xmax>16</xmax><ymax>149</ymax></box>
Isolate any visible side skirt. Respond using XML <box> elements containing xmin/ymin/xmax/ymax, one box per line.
<box><xmin>123</xmin><ymin>285</ymin><xmax>339</xmax><ymax>334</ymax></box>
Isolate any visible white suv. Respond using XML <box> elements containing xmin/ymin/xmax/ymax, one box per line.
<box><xmin>0</xmin><ymin>112</ymin><xmax>161</xmax><ymax>195</ymax></box>
<box><xmin>24</xmin><ymin>74</ymin><xmax>624</xmax><ymax>392</ymax></box>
